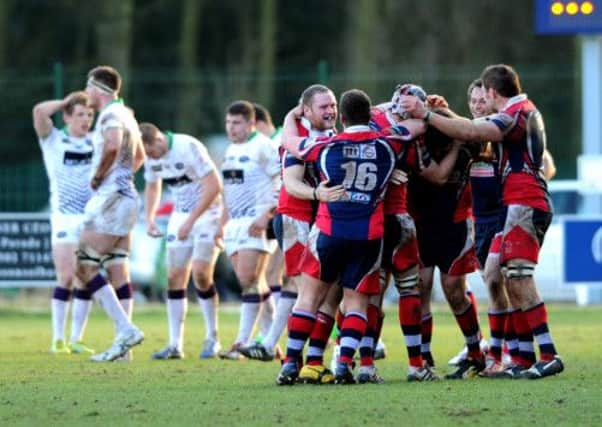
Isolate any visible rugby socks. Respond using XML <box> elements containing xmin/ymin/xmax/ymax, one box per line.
<box><xmin>306</xmin><ymin>311</ymin><xmax>335</xmax><ymax>366</ymax></box>
<box><xmin>167</xmin><ymin>289</ymin><xmax>187</xmax><ymax>351</ymax></box>
<box><xmin>399</xmin><ymin>294</ymin><xmax>423</xmax><ymax>368</ymax></box>
<box><xmin>258</xmin><ymin>291</ymin><xmax>275</xmax><ymax>338</ymax></box>
<box><xmin>524</xmin><ymin>302</ymin><xmax>557</xmax><ymax>362</ymax></box>
<box><xmin>116</xmin><ymin>283</ymin><xmax>133</xmax><ymax>321</ymax></box>
<box><xmin>358</xmin><ymin>304</ymin><xmax>379</xmax><ymax>367</ymax></box>
<box><xmin>511</xmin><ymin>309</ymin><xmax>536</xmax><ymax>367</ymax></box>
<box><xmin>88</xmin><ymin>273</ymin><xmax>130</xmax><ymax>333</ymax></box>
<box><xmin>487</xmin><ymin>309</ymin><xmax>508</xmax><ymax>362</ymax></box>
<box><xmin>196</xmin><ymin>285</ymin><xmax>219</xmax><ymax>340</ymax></box>
<box><xmin>262</xmin><ymin>290</ymin><xmax>297</xmax><ymax>350</ymax></box>
<box><xmin>51</xmin><ymin>287</ymin><xmax>71</xmax><ymax>342</ymax></box>
<box><xmin>235</xmin><ymin>292</ymin><xmax>261</xmax><ymax>345</ymax></box>
<box><xmin>421</xmin><ymin>313</ymin><xmax>434</xmax><ymax>365</ymax></box>
<box><xmin>505</xmin><ymin>309</ymin><xmax>520</xmax><ymax>361</ymax></box>
<box><xmin>454</xmin><ymin>302</ymin><xmax>482</xmax><ymax>360</ymax></box>
<box><xmin>284</xmin><ymin>309</ymin><xmax>316</xmax><ymax>363</ymax></box>
<box><xmin>339</xmin><ymin>311</ymin><xmax>368</xmax><ymax>366</ymax></box>
<box><xmin>269</xmin><ymin>284</ymin><xmax>282</xmax><ymax>304</ymax></box>
<box><xmin>70</xmin><ymin>288</ymin><xmax>92</xmax><ymax>344</ymax></box>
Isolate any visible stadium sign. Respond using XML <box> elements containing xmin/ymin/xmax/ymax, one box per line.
<box><xmin>563</xmin><ymin>216</ymin><xmax>602</xmax><ymax>282</ymax></box>
<box><xmin>0</xmin><ymin>213</ymin><xmax>55</xmax><ymax>287</ymax></box>
<box><xmin>535</xmin><ymin>0</ymin><xmax>602</xmax><ymax>34</ymax></box>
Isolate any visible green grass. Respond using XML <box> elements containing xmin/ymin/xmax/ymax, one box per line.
<box><xmin>0</xmin><ymin>303</ymin><xmax>601</xmax><ymax>426</ymax></box>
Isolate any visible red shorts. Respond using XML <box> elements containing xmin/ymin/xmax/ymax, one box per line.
<box><xmin>500</xmin><ymin>205</ymin><xmax>553</xmax><ymax>265</ymax></box>
<box><xmin>275</xmin><ymin>214</ymin><xmax>311</xmax><ymax>277</ymax></box>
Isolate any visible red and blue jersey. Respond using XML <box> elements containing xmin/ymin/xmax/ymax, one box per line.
<box><xmin>485</xmin><ymin>94</ymin><xmax>552</xmax><ymax>212</ymax></box>
<box><xmin>277</xmin><ymin>119</ymin><xmax>333</xmax><ymax>222</ymax></box>
<box><xmin>299</xmin><ymin>125</ymin><xmax>402</xmax><ymax>240</ymax></box>
<box><xmin>469</xmin><ymin>142</ymin><xmax>504</xmax><ymax>220</ymax></box>
<box><xmin>369</xmin><ymin>106</ymin><xmax>423</xmax><ymax>215</ymax></box>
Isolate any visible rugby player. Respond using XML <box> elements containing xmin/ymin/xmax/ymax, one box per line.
<box><xmin>141</xmin><ymin>123</ymin><xmax>223</xmax><ymax>359</ymax></box>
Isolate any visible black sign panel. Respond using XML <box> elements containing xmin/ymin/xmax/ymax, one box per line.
<box><xmin>0</xmin><ymin>213</ymin><xmax>55</xmax><ymax>287</ymax></box>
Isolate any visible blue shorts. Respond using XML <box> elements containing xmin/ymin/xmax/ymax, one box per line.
<box><xmin>474</xmin><ymin>210</ymin><xmax>506</xmax><ymax>268</ymax></box>
<box><xmin>300</xmin><ymin>226</ymin><xmax>382</xmax><ymax>295</ymax></box>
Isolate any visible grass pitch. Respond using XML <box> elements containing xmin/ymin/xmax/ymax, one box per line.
<box><xmin>0</xmin><ymin>303</ymin><xmax>601</xmax><ymax>426</ymax></box>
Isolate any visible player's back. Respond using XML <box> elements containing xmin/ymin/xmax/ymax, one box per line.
<box><xmin>92</xmin><ymin>99</ymin><xmax>140</xmax><ymax>197</ymax></box>
<box><xmin>309</xmin><ymin>126</ymin><xmax>399</xmax><ymax>240</ymax></box>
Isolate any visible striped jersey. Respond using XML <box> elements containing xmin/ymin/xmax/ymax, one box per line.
<box><xmin>39</xmin><ymin>127</ymin><xmax>94</xmax><ymax>214</ymax></box>
<box><xmin>91</xmin><ymin>99</ymin><xmax>140</xmax><ymax>198</ymax></box>
<box><xmin>221</xmin><ymin>130</ymin><xmax>280</xmax><ymax>219</ymax></box>
<box><xmin>299</xmin><ymin>125</ymin><xmax>403</xmax><ymax>240</ymax></box>
<box><xmin>144</xmin><ymin>132</ymin><xmax>221</xmax><ymax>215</ymax></box>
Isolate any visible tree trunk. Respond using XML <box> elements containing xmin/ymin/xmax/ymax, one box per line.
<box><xmin>94</xmin><ymin>0</ymin><xmax>134</xmax><ymax>96</ymax></box>
<box><xmin>177</xmin><ymin>0</ymin><xmax>203</xmax><ymax>135</ymax></box>
<box><xmin>256</xmin><ymin>0</ymin><xmax>277</xmax><ymax>108</ymax></box>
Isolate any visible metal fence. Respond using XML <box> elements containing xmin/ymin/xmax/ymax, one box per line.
<box><xmin>0</xmin><ymin>62</ymin><xmax>580</xmax><ymax>212</ymax></box>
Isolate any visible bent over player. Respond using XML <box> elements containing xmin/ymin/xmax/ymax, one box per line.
<box><xmin>141</xmin><ymin>123</ymin><xmax>223</xmax><ymax>359</ymax></box>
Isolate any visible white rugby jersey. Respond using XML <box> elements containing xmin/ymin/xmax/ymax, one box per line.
<box><xmin>144</xmin><ymin>132</ymin><xmax>222</xmax><ymax>214</ymax></box>
<box><xmin>91</xmin><ymin>99</ymin><xmax>141</xmax><ymax>197</ymax></box>
<box><xmin>221</xmin><ymin>131</ymin><xmax>280</xmax><ymax>219</ymax></box>
<box><xmin>39</xmin><ymin>127</ymin><xmax>94</xmax><ymax>214</ymax></box>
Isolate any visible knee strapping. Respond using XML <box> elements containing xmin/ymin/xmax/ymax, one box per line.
<box><xmin>502</xmin><ymin>261</ymin><xmax>536</xmax><ymax>279</ymax></box>
<box><xmin>394</xmin><ymin>272</ymin><xmax>418</xmax><ymax>294</ymax></box>
<box><xmin>101</xmin><ymin>248</ymin><xmax>129</xmax><ymax>268</ymax></box>
<box><xmin>76</xmin><ymin>247</ymin><xmax>102</xmax><ymax>266</ymax></box>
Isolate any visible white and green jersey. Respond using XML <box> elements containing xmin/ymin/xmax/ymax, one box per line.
<box><xmin>91</xmin><ymin>99</ymin><xmax>140</xmax><ymax>198</ymax></box>
<box><xmin>39</xmin><ymin>127</ymin><xmax>94</xmax><ymax>214</ymax></box>
<box><xmin>144</xmin><ymin>132</ymin><xmax>222</xmax><ymax>214</ymax></box>
<box><xmin>221</xmin><ymin>131</ymin><xmax>280</xmax><ymax>219</ymax></box>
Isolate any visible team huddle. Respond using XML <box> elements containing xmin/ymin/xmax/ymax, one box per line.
<box><xmin>36</xmin><ymin>63</ymin><xmax>563</xmax><ymax>383</ymax></box>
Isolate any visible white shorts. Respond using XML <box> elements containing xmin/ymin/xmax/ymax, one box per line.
<box><xmin>166</xmin><ymin>210</ymin><xmax>221</xmax><ymax>267</ymax></box>
<box><xmin>51</xmin><ymin>213</ymin><xmax>85</xmax><ymax>245</ymax></box>
<box><xmin>84</xmin><ymin>192</ymin><xmax>138</xmax><ymax>237</ymax></box>
<box><xmin>224</xmin><ymin>216</ymin><xmax>275</xmax><ymax>257</ymax></box>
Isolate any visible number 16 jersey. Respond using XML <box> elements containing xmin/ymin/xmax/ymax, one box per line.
<box><xmin>299</xmin><ymin>125</ymin><xmax>403</xmax><ymax>240</ymax></box>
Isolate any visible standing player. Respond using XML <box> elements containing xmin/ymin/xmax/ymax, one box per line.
<box><xmin>141</xmin><ymin>123</ymin><xmax>223</xmax><ymax>359</ymax></box>
<box><xmin>276</xmin><ymin>89</ymin><xmax>418</xmax><ymax>385</ymax></box>
<box><xmin>253</xmin><ymin>103</ymin><xmax>281</xmax><ymax>342</ymax></box>
<box><xmin>401</xmin><ymin>64</ymin><xmax>563</xmax><ymax>379</ymax></box>
<box><xmin>76</xmin><ymin>65</ymin><xmax>145</xmax><ymax>362</ymax></box>
<box><xmin>240</xmin><ymin>86</ymin><xmax>342</xmax><ymax>373</ymax></box>
<box><xmin>33</xmin><ymin>91</ymin><xmax>96</xmax><ymax>355</ymax></box>
<box><xmin>218</xmin><ymin>100</ymin><xmax>280</xmax><ymax>359</ymax></box>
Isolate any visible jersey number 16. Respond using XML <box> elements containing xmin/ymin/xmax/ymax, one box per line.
<box><xmin>341</xmin><ymin>161</ymin><xmax>377</xmax><ymax>191</ymax></box>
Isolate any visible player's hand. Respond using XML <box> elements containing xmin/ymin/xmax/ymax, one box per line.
<box><xmin>316</xmin><ymin>180</ymin><xmax>346</xmax><ymax>202</ymax></box>
<box><xmin>214</xmin><ymin>227</ymin><xmax>225</xmax><ymax>250</ymax></box>
<box><xmin>146</xmin><ymin>222</ymin><xmax>163</xmax><ymax>238</ymax></box>
<box><xmin>427</xmin><ymin>94</ymin><xmax>448</xmax><ymax>109</ymax></box>
<box><xmin>249</xmin><ymin>214</ymin><xmax>269</xmax><ymax>237</ymax></box>
<box><xmin>177</xmin><ymin>220</ymin><xmax>193</xmax><ymax>241</ymax></box>
<box><xmin>399</xmin><ymin>95</ymin><xmax>428</xmax><ymax>119</ymax></box>
<box><xmin>390</xmin><ymin>169</ymin><xmax>409</xmax><ymax>185</ymax></box>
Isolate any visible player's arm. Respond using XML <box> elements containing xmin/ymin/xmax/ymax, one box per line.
<box><xmin>419</xmin><ymin>141</ymin><xmax>462</xmax><ymax>185</ymax></box>
<box><xmin>144</xmin><ymin>178</ymin><xmax>163</xmax><ymax>237</ymax></box>
<box><xmin>91</xmin><ymin>126</ymin><xmax>122</xmax><ymax>190</ymax></box>
<box><xmin>400</xmin><ymin>95</ymin><xmax>504</xmax><ymax>142</ymax></box>
<box><xmin>178</xmin><ymin>170</ymin><xmax>222</xmax><ymax>240</ymax></box>
<box><xmin>32</xmin><ymin>99</ymin><xmax>65</xmax><ymax>140</ymax></box>
<box><xmin>542</xmin><ymin>149</ymin><xmax>556</xmax><ymax>181</ymax></box>
<box><xmin>281</xmin><ymin>105</ymin><xmax>306</xmax><ymax>158</ymax></box>
<box><xmin>133</xmin><ymin>137</ymin><xmax>146</xmax><ymax>173</ymax></box>
<box><xmin>283</xmin><ymin>163</ymin><xmax>345</xmax><ymax>202</ymax></box>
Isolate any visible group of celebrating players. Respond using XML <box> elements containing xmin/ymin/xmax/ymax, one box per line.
<box><xmin>36</xmin><ymin>62</ymin><xmax>563</xmax><ymax>383</ymax></box>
